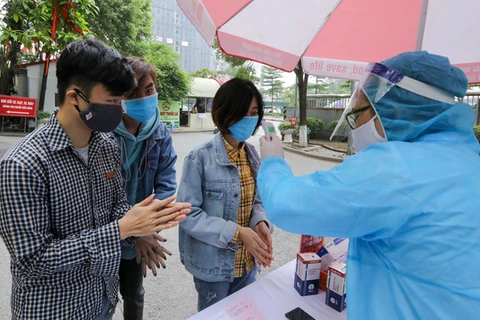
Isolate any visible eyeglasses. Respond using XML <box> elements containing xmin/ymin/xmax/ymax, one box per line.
<box><xmin>345</xmin><ymin>105</ymin><xmax>372</xmax><ymax>129</ymax></box>
<box><xmin>74</xmin><ymin>88</ymin><xmax>90</xmax><ymax>103</ymax></box>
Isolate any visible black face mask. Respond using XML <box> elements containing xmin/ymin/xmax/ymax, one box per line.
<box><xmin>73</xmin><ymin>88</ymin><xmax>123</xmax><ymax>132</ymax></box>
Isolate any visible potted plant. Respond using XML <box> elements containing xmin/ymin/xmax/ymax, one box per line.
<box><xmin>36</xmin><ymin>111</ymin><xmax>51</xmax><ymax>127</ymax></box>
<box><xmin>278</xmin><ymin>121</ymin><xmax>295</xmax><ymax>142</ymax></box>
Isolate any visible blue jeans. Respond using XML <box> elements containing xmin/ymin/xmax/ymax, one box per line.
<box><xmin>193</xmin><ymin>267</ymin><xmax>257</xmax><ymax>311</ymax></box>
<box><xmin>94</xmin><ymin>294</ymin><xmax>115</xmax><ymax>320</ymax></box>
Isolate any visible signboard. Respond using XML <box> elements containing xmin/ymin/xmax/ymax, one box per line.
<box><xmin>159</xmin><ymin>100</ymin><xmax>180</xmax><ymax>128</ymax></box>
<box><xmin>289</xmin><ymin>116</ymin><xmax>298</xmax><ymax>126</ymax></box>
<box><xmin>0</xmin><ymin>95</ymin><xmax>37</xmax><ymax>118</ymax></box>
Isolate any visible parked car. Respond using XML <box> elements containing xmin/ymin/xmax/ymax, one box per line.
<box><xmin>264</xmin><ymin>106</ymin><xmax>282</xmax><ymax>114</ymax></box>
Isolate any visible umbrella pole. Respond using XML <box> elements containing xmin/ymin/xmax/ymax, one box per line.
<box><xmin>415</xmin><ymin>0</ymin><xmax>429</xmax><ymax>50</ymax></box>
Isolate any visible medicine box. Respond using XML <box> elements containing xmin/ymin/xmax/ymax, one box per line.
<box><xmin>325</xmin><ymin>261</ymin><xmax>347</xmax><ymax>312</ymax></box>
<box><xmin>299</xmin><ymin>235</ymin><xmax>324</xmax><ymax>253</ymax></box>
<box><xmin>316</xmin><ymin>237</ymin><xmax>349</xmax><ymax>271</ymax></box>
<box><xmin>294</xmin><ymin>253</ymin><xmax>321</xmax><ymax>296</ymax></box>
<box><xmin>319</xmin><ymin>270</ymin><xmax>328</xmax><ymax>292</ymax></box>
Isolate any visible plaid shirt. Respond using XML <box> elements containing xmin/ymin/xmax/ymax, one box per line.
<box><xmin>0</xmin><ymin>115</ymin><xmax>131</xmax><ymax>319</ymax></box>
<box><xmin>223</xmin><ymin>138</ymin><xmax>256</xmax><ymax>277</ymax></box>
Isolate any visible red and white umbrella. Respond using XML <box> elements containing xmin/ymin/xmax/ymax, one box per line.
<box><xmin>178</xmin><ymin>0</ymin><xmax>480</xmax><ymax>83</ymax></box>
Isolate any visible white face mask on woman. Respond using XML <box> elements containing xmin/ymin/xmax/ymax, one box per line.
<box><xmin>351</xmin><ymin>115</ymin><xmax>387</xmax><ymax>152</ymax></box>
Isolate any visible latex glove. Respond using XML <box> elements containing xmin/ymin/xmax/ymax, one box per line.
<box><xmin>259</xmin><ymin>133</ymin><xmax>284</xmax><ymax>162</ymax></box>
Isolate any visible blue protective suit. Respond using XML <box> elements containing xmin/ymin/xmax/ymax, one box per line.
<box><xmin>258</xmin><ymin>52</ymin><xmax>480</xmax><ymax>320</ymax></box>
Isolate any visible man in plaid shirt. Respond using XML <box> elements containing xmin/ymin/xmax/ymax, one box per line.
<box><xmin>0</xmin><ymin>39</ymin><xmax>190</xmax><ymax>319</ymax></box>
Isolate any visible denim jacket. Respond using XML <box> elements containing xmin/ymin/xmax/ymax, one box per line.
<box><xmin>177</xmin><ymin>133</ymin><xmax>272</xmax><ymax>282</ymax></box>
<box><xmin>114</xmin><ymin>123</ymin><xmax>177</xmax><ymax>203</ymax></box>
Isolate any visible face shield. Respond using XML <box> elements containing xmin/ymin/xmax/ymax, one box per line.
<box><xmin>330</xmin><ymin>63</ymin><xmax>456</xmax><ymax>140</ymax></box>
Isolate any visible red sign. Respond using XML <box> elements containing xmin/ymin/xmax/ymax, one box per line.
<box><xmin>289</xmin><ymin>116</ymin><xmax>298</xmax><ymax>126</ymax></box>
<box><xmin>0</xmin><ymin>95</ymin><xmax>37</xmax><ymax>118</ymax></box>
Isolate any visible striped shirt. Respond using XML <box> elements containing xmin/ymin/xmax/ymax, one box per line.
<box><xmin>223</xmin><ymin>138</ymin><xmax>256</xmax><ymax>277</ymax></box>
<box><xmin>0</xmin><ymin>115</ymin><xmax>131</xmax><ymax>319</ymax></box>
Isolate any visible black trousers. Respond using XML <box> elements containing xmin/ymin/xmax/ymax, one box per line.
<box><xmin>119</xmin><ymin>258</ymin><xmax>145</xmax><ymax>320</ymax></box>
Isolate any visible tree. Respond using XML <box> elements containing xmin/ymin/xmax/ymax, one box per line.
<box><xmin>212</xmin><ymin>37</ymin><xmax>259</xmax><ymax>83</ymax></box>
<box><xmin>307</xmin><ymin>76</ymin><xmax>351</xmax><ymax>95</ymax></box>
<box><xmin>138</xmin><ymin>41</ymin><xmax>190</xmax><ymax>102</ymax></box>
<box><xmin>307</xmin><ymin>76</ymin><xmax>330</xmax><ymax>94</ymax></box>
<box><xmin>260</xmin><ymin>66</ymin><xmax>284</xmax><ymax>107</ymax></box>
<box><xmin>0</xmin><ymin>0</ymin><xmax>97</xmax><ymax>109</ymax></box>
<box><xmin>0</xmin><ymin>0</ymin><xmax>40</xmax><ymax>95</ymax></box>
<box><xmin>294</xmin><ymin>61</ymin><xmax>309</xmax><ymax>146</ymax></box>
<box><xmin>279</xmin><ymin>84</ymin><xmax>295</xmax><ymax>107</ymax></box>
<box><xmin>233</xmin><ymin>64</ymin><xmax>259</xmax><ymax>83</ymax></box>
<box><xmin>212</xmin><ymin>37</ymin><xmax>244</xmax><ymax>67</ymax></box>
<box><xmin>190</xmin><ymin>68</ymin><xmax>218</xmax><ymax>78</ymax></box>
<box><xmin>87</xmin><ymin>0</ymin><xmax>152</xmax><ymax>56</ymax></box>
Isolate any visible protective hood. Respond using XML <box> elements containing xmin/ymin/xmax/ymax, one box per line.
<box><xmin>375</xmin><ymin>51</ymin><xmax>476</xmax><ymax>145</ymax></box>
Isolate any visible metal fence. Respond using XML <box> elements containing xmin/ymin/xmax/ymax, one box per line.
<box><xmin>306</xmin><ymin>92</ymin><xmax>480</xmax><ymax>125</ymax></box>
<box><xmin>458</xmin><ymin>92</ymin><xmax>480</xmax><ymax>125</ymax></box>
<box><xmin>306</xmin><ymin>94</ymin><xmax>350</xmax><ymax>109</ymax></box>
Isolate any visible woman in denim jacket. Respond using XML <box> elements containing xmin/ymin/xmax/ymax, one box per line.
<box><xmin>113</xmin><ymin>57</ymin><xmax>178</xmax><ymax>320</ymax></box>
<box><xmin>177</xmin><ymin>78</ymin><xmax>274</xmax><ymax>311</ymax></box>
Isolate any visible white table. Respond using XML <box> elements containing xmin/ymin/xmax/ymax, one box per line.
<box><xmin>188</xmin><ymin>260</ymin><xmax>347</xmax><ymax>320</ymax></box>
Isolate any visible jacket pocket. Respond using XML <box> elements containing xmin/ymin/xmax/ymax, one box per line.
<box><xmin>202</xmin><ymin>188</ymin><xmax>224</xmax><ymax>200</ymax></box>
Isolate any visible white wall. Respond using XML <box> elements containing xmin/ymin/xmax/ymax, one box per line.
<box><xmin>26</xmin><ymin>62</ymin><xmax>58</xmax><ymax>114</ymax></box>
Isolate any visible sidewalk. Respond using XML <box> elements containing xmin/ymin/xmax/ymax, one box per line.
<box><xmin>282</xmin><ymin>141</ymin><xmax>346</xmax><ymax>163</ymax></box>
<box><xmin>170</xmin><ymin>127</ymin><xmax>214</xmax><ymax>134</ymax></box>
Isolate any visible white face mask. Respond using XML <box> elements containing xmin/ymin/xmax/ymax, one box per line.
<box><xmin>351</xmin><ymin>115</ymin><xmax>387</xmax><ymax>152</ymax></box>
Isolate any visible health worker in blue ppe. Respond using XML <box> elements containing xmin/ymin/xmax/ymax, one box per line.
<box><xmin>258</xmin><ymin>51</ymin><xmax>480</xmax><ymax>320</ymax></box>
<box><xmin>177</xmin><ymin>78</ymin><xmax>274</xmax><ymax>312</ymax></box>
<box><xmin>113</xmin><ymin>57</ymin><xmax>179</xmax><ymax>320</ymax></box>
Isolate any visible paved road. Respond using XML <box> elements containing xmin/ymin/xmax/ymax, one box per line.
<box><xmin>0</xmin><ymin>130</ymin><xmax>339</xmax><ymax>319</ymax></box>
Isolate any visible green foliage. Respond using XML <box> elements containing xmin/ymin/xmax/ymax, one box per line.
<box><xmin>212</xmin><ymin>37</ymin><xmax>245</xmax><ymax>67</ymax></box>
<box><xmin>278</xmin><ymin>84</ymin><xmax>295</xmax><ymax>107</ymax></box>
<box><xmin>327</xmin><ymin>120</ymin><xmax>339</xmax><ymax>132</ymax></box>
<box><xmin>0</xmin><ymin>45</ymin><xmax>12</xmax><ymax>94</ymax></box>
<box><xmin>211</xmin><ymin>38</ymin><xmax>259</xmax><ymax>83</ymax></box>
<box><xmin>306</xmin><ymin>117</ymin><xmax>324</xmax><ymax>132</ymax></box>
<box><xmin>1</xmin><ymin>0</ymin><xmax>97</xmax><ymax>56</ymax></box>
<box><xmin>0</xmin><ymin>1</ymin><xmax>96</xmax><ymax>99</ymax></box>
<box><xmin>88</xmin><ymin>0</ymin><xmax>152</xmax><ymax>56</ymax></box>
<box><xmin>261</xmin><ymin>66</ymin><xmax>284</xmax><ymax>106</ymax></box>
<box><xmin>278</xmin><ymin>121</ymin><xmax>295</xmax><ymax>132</ymax></box>
<box><xmin>293</xmin><ymin>117</ymin><xmax>324</xmax><ymax>139</ymax></box>
<box><xmin>474</xmin><ymin>126</ymin><xmax>480</xmax><ymax>142</ymax></box>
<box><xmin>190</xmin><ymin>68</ymin><xmax>218</xmax><ymax>78</ymax></box>
<box><xmin>233</xmin><ymin>64</ymin><xmax>259</xmax><ymax>84</ymax></box>
<box><xmin>307</xmin><ymin>77</ymin><xmax>352</xmax><ymax>95</ymax></box>
<box><xmin>137</xmin><ymin>41</ymin><xmax>190</xmax><ymax>102</ymax></box>
<box><xmin>36</xmin><ymin>110</ymin><xmax>51</xmax><ymax>120</ymax></box>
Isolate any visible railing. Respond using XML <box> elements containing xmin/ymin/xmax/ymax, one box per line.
<box><xmin>307</xmin><ymin>92</ymin><xmax>480</xmax><ymax>125</ymax></box>
<box><xmin>458</xmin><ymin>92</ymin><xmax>480</xmax><ymax>125</ymax></box>
<box><xmin>306</xmin><ymin>94</ymin><xmax>350</xmax><ymax>109</ymax></box>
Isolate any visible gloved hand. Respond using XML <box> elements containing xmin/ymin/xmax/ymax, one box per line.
<box><xmin>259</xmin><ymin>133</ymin><xmax>284</xmax><ymax>162</ymax></box>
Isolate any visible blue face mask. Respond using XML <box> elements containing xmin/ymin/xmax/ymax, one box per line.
<box><xmin>121</xmin><ymin>93</ymin><xmax>158</xmax><ymax>122</ymax></box>
<box><xmin>229</xmin><ymin>116</ymin><xmax>259</xmax><ymax>142</ymax></box>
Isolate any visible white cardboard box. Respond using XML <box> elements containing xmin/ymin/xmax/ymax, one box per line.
<box><xmin>294</xmin><ymin>253</ymin><xmax>321</xmax><ymax>296</ymax></box>
<box><xmin>325</xmin><ymin>261</ymin><xmax>347</xmax><ymax>312</ymax></box>
<box><xmin>316</xmin><ymin>237</ymin><xmax>349</xmax><ymax>271</ymax></box>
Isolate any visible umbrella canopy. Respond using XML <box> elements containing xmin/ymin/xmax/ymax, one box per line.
<box><xmin>178</xmin><ymin>0</ymin><xmax>480</xmax><ymax>83</ymax></box>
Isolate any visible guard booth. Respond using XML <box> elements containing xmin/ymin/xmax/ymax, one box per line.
<box><xmin>180</xmin><ymin>77</ymin><xmax>229</xmax><ymax>130</ymax></box>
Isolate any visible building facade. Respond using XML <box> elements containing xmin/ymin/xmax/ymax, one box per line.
<box><xmin>152</xmin><ymin>0</ymin><xmax>227</xmax><ymax>73</ymax></box>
